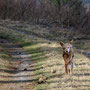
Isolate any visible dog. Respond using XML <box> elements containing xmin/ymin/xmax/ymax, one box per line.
<box><xmin>60</xmin><ymin>40</ymin><xmax>74</xmax><ymax>75</ymax></box>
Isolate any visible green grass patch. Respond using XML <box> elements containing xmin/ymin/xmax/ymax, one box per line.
<box><xmin>34</xmin><ymin>84</ymin><xmax>47</xmax><ymax>90</ymax></box>
<box><xmin>0</xmin><ymin>46</ymin><xmax>10</xmax><ymax>60</ymax></box>
<box><xmin>0</xmin><ymin>53</ymin><xmax>10</xmax><ymax>59</ymax></box>
<box><xmin>0</xmin><ymin>45</ymin><xmax>12</xmax><ymax>70</ymax></box>
<box><xmin>20</xmin><ymin>41</ymin><xmax>34</xmax><ymax>47</ymax></box>
<box><xmin>0</xmin><ymin>32</ymin><xmax>25</xmax><ymax>43</ymax></box>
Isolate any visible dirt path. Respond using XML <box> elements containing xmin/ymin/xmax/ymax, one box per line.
<box><xmin>0</xmin><ymin>21</ymin><xmax>90</xmax><ymax>90</ymax></box>
<box><xmin>0</xmin><ymin>38</ymin><xmax>36</xmax><ymax>90</ymax></box>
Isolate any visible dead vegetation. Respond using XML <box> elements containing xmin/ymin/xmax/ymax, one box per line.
<box><xmin>0</xmin><ymin>0</ymin><xmax>90</xmax><ymax>34</ymax></box>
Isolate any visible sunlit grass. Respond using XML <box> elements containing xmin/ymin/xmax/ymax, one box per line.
<box><xmin>0</xmin><ymin>20</ymin><xmax>90</xmax><ymax>90</ymax></box>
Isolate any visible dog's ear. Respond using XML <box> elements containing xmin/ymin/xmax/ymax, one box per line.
<box><xmin>69</xmin><ymin>40</ymin><xmax>73</xmax><ymax>45</ymax></box>
<box><xmin>60</xmin><ymin>41</ymin><xmax>64</xmax><ymax>47</ymax></box>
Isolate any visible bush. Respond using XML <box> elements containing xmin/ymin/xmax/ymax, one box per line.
<box><xmin>0</xmin><ymin>0</ymin><xmax>89</xmax><ymax>35</ymax></box>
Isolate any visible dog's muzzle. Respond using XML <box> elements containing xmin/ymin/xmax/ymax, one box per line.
<box><xmin>66</xmin><ymin>48</ymin><xmax>70</xmax><ymax>54</ymax></box>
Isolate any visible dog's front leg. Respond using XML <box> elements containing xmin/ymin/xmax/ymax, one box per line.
<box><xmin>65</xmin><ymin>64</ymin><xmax>68</xmax><ymax>75</ymax></box>
<box><xmin>70</xmin><ymin>64</ymin><xmax>73</xmax><ymax>75</ymax></box>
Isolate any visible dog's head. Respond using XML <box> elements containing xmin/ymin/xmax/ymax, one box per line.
<box><xmin>60</xmin><ymin>40</ymin><xmax>73</xmax><ymax>54</ymax></box>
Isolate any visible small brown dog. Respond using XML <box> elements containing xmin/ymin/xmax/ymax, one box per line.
<box><xmin>60</xmin><ymin>40</ymin><xmax>74</xmax><ymax>75</ymax></box>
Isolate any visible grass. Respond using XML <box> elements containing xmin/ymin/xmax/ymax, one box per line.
<box><xmin>5</xmin><ymin>20</ymin><xmax>90</xmax><ymax>51</ymax></box>
<box><xmin>0</xmin><ymin>20</ymin><xmax>90</xmax><ymax>90</ymax></box>
<box><xmin>0</xmin><ymin>45</ymin><xmax>11</xmax><ymax>68</ymax></box>
<box><xmin>0</xmin><ymin>45</ymin><xmax>14</xmax><ymax>90</ymax></box>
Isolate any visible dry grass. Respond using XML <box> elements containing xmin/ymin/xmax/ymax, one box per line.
<box><xmin>33</xmin><ymin>43</ymin><xmax>90</xmax><ymax>90</ymax></box>
<box><xmin>0</xmin><ymin>45</ymin><xmax>14</xmax><ymax>90</ymax></box>
<box><xmin>0</xmin><ymin>20</ymin><xmax>90</xmax><ymax>90</ymax></box>
<box><xmin>1</xmin><ymin>19</ymin><xmax>89</xmax><ymax>51</ymax></box>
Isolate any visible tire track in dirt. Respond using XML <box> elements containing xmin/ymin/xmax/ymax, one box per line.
<box><xmin>0</xmin><ymin>37</ymin><xmax>37</xmax><ymax>90</ymax></box>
